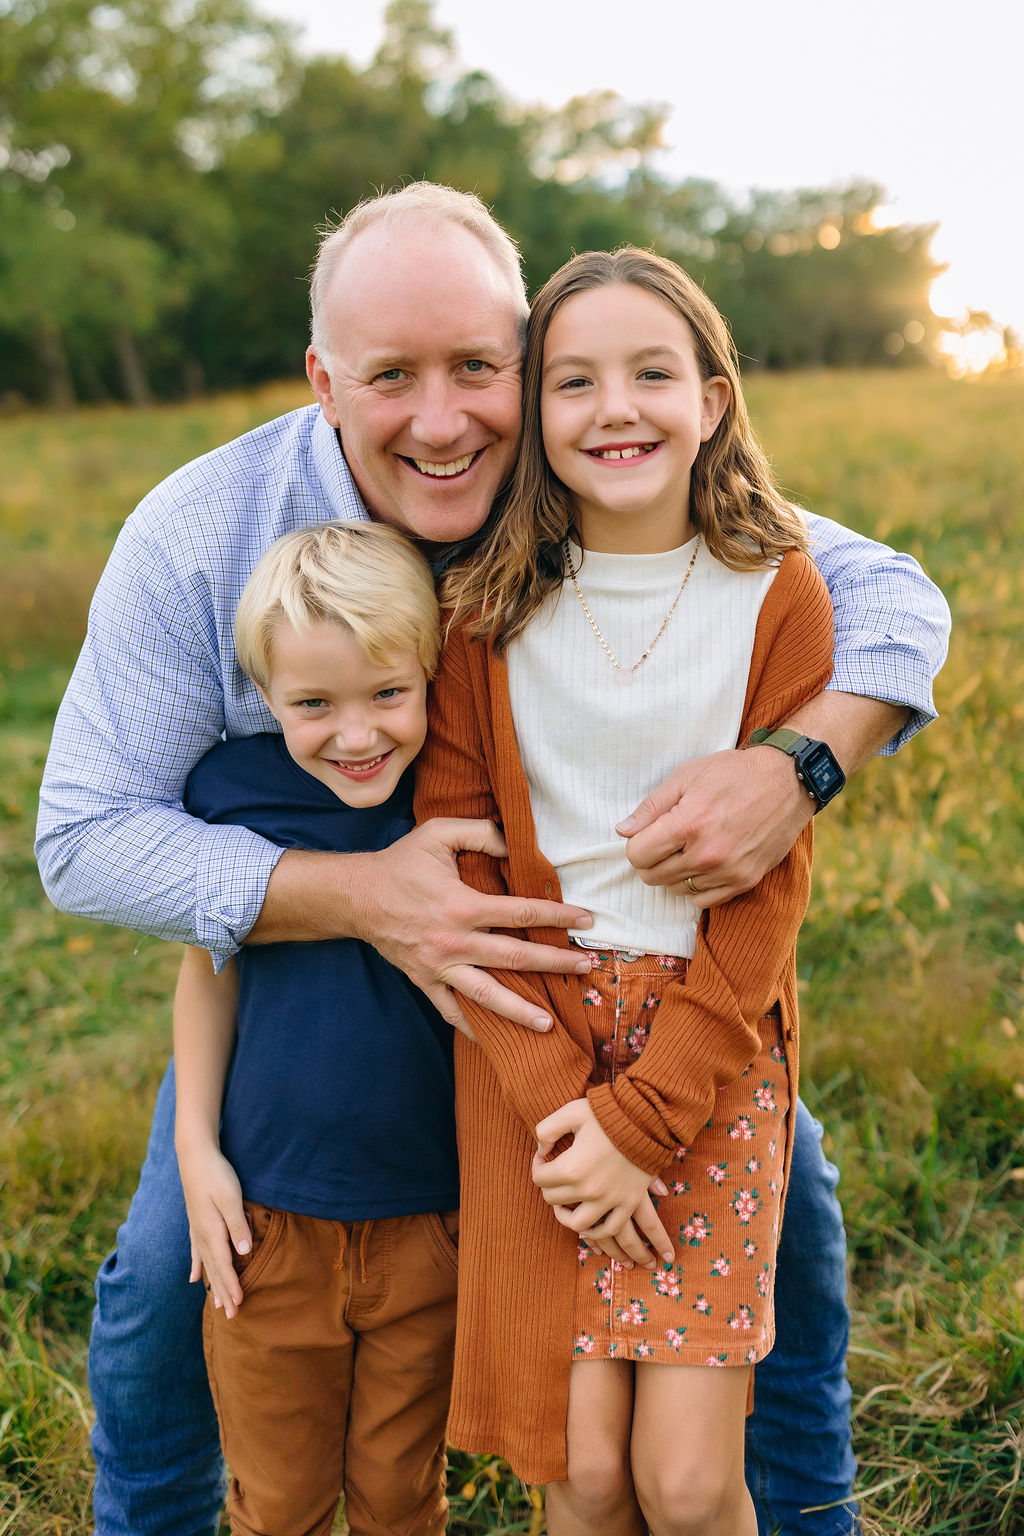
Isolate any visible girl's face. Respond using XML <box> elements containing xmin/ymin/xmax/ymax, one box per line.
<box><xmin>540</xmin><ymin>282</ymin><xmax>729</xmax><ymax>554</ymax></box>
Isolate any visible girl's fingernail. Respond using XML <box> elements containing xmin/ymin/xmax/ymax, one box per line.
<box><xmin>237</xmin><ymin>1240</ymin><xmax>251</xmax><ymax>1254</ymax></box>
<box><xmin>652</xmin><ymin>1179</ymin><xmax>668</xmax><ymax>1196</ymax></box>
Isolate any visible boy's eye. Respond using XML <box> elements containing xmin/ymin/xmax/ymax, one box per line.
<box><xmin>375</xmin><ymin>687</ymin><xmax>402</xmax><ymax>701</ymax></box>
<box><xmin>298</xmin><ymin>698</ymin><xmax>326</xmax><ymax>710</ymax></box>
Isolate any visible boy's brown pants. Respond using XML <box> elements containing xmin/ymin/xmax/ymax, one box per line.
<box><xmin>203</xmin><ymin>1201</ymin><xmax>459</xmax><ymax>1536</ymax></box>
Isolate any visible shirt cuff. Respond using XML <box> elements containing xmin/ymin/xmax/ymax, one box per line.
<box><xmin>193</xmin><ymin>827</ymin><xmax>286</xmax><ymax>970</ymax></box>
<box><xmin>826</xmin><ymin>633</ymin><xmax>939</xmax><ymax>755</ymax></box>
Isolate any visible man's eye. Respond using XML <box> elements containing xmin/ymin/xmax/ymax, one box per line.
<box><xmin>375</xmin><ymin>368</ymin><xmax>405</xmax><ymax>383</ymax></box>
<box><xmin>463</xmin><ymin>359</ymin><xmax>490</xmax><ymax>374</ymax></box>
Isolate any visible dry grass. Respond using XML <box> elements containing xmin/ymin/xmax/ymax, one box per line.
<box><xmin>2</xmin><ymin>368</ymin><xmax>1022</xmax><ymax>1532</ymax></box>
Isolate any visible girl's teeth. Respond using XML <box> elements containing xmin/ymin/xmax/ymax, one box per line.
<box><xmin>595</xmin><ymin>445</ymin><xmax>648</xmax><ymax>459</ymax></box>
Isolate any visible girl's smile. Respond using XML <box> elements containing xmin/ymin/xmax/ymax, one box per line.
<box><xmin>540</xmin><ymin>282</ymin><xmax>729</xmax><ymax>554</ymax></box>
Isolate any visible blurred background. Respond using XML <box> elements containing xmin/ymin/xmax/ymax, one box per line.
<box><xmin>2</xmin><ymin>0</ymin><xmax>1021</xmax><ymax>412</ymax></box>
<box><xmin>1</xmin><ymin>2</ymin><xmax>1022</xmax><ymax>1532</ymax></box>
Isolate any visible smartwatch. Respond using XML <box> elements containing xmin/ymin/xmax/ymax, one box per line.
<box><xmin>749</xmin><ymin>727</ymin><xmax>846</xmax><ymax>813</ymax></box>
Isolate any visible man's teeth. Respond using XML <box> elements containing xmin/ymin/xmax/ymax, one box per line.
<box><xmin>412</xmin><ymin>453</ymin><xmax>475</xmax><ymax>477</ymax></box>
<box><xmin>592</xmin><ymin>445</ymin><xmax>652</xmax><ymax>460</ymax></box>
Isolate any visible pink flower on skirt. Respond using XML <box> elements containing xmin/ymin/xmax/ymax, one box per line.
<box><xmin>729</xmin><ymin>1117</ymin><xmax>755</xmax><ymax>1141</ymax></box>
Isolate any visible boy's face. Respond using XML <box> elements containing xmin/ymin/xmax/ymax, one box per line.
<box><xmin>259</xmin><ymin>620</ymin><xmax>428</xmax><ymax>809</ymax></box>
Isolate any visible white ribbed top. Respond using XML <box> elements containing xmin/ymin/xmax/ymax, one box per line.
<box><xmin>506</xmin><ymin>537</ymin><xmax>777</xmax><ymax>956</ymax></box>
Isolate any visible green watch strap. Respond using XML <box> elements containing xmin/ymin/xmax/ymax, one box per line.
<box><xmin>749</xmin><ymin>727</ymin><xmax>808</xmax><ymax>753</ymax></box>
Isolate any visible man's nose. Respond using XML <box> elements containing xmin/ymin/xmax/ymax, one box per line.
<box><xmin>410</xmin><ymin>377</ymin><xmax>469</xmax><ymax>448</ymax></box>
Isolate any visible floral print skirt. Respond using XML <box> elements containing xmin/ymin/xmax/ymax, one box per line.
<box><xmin>571</xmin><ymin>947</ymin><xmax>789</xmax><ymax>1368</ymax></box>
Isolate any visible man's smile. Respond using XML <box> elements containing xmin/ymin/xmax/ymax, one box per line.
<box><xmin>405</xmin><ymin>450</ymin><xmax>482</xmax><ymax>478</ymax></box>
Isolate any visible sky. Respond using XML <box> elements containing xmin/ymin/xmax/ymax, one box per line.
<box><xmin>251</xmin><ymin>0</ymin><xmax>1024</xmax><ymax>355</ymax></box>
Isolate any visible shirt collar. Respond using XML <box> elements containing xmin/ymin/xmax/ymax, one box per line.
<box><xmin>310</xmin><ymin>408</ymin><xmax>370</xmax><ymax>522</ymax></box>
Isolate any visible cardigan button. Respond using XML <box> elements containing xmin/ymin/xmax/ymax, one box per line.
<box><xmin>544</xmin><ymin>882</ymin><xmax>552</xmax><ymax>896</ymax></box>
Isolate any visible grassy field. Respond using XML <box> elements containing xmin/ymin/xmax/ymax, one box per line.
<box><xmin>1</xmin><ymin>369</ymin><xmax>1022</xmax><ymax>1533</ymax></box>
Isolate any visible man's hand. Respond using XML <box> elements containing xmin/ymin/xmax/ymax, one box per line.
<box><xmin>615</xmin><ymin>746</ymin><xmax>812</xmax><ymax>906</ymax></box>
<box><xmin>250</xmin><ymin>819</ymin><xmax>593</xmax><ymax>1036</ymax></box>
<box><xmin>532</xmin><ymin>1098</ymin><xmax>674</xmax><ymax>1268</ymax></box>
<box><xmin>177</xmin><ymin>1143</ymin><xmax>252</xmax><ymax>1319</ymax></box>
<box><xmin>616</xmin><ymin>692</ymin><xmax>909</xmax><ymax>905</ymax></box>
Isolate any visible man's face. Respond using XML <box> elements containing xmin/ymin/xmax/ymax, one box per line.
<box><xmin>306</xmin><ymin>221</ymin><xmax>523</xmax><ymax>545</ymax></box>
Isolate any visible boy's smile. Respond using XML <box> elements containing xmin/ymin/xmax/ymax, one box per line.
<box><xmin>258</xmin><ymin>620</ymin><xmax>428</xmax><ymax>809</ymax></box>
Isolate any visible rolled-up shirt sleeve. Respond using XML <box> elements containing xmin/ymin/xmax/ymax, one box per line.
<box><xmin>35</xmin><ymin>518</ymin><xmax>283</xmax><ymax>964</ymax></box>
<box><xmin>36</xmin><ymin>405</ymin><xmax>367</xmax><ymax>963</ymax></box>
<box><xmin>807</xmin><ymin>511</ymin><xmax>951</xmax><ymax>754</ymax></box>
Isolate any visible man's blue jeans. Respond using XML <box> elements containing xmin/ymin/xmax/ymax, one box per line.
<box><xmin>89</xmin><ymin>1067</ymin><xmax>857</xmax><ymax>1536</ymax></box>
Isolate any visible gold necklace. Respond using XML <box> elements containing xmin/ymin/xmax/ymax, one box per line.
<box><xmin>564</xmin><ymin>536</ymin><xmax>701</xmax><ymax>685</ymax></box>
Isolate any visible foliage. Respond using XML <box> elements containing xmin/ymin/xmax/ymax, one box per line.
<box><xmin>1</xmin><ymin>369</ymin><xmax>1022</xmax><ymax>1531</ymax></box>
<box><xmin>0</xmin><ymin>0</ymin><xmax>948</xmax><ymax>407</ymax></box>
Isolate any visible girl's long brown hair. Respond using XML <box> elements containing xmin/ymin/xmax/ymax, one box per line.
<box><xmin>442</xmin><ymin>247</ymin><xmax>806</xmax><ymax>650</ymax></box>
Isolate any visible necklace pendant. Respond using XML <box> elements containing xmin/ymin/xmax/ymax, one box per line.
<box><xmin>614</xmin><ymin>667</ymin><xmax>635</xmax><ymax>686</ymax></box>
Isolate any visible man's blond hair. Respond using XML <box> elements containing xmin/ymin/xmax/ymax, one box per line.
<box><xmin>235</xmin><ymin>521</ymin><xmax>440</xmax><ymax>689</ymax></box>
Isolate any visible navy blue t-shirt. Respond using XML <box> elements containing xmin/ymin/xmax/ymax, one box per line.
<box><xmin>183</xmin><ymin>733</ymin><xmax>458</xmax><ymax>1220</ymax></box>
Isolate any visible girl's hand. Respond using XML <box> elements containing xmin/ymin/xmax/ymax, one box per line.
<box><xmin>577</xmin><ymin>1195</ymin><xmax>674</xmax><ymax>1268</ymax></box>
<box><xmin>533</xmin><ymin>1099</ymin><xmax>674</xmax><ymax>1266</ymax></box>
<box><xmin>178</xmin><ymin>1144</ymin><xmax>252</xmax><ymax>1319</ymax></box>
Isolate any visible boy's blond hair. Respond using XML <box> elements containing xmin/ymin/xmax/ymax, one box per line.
<box><xmin>235</xmin><ymin>521</ymin><xmax>441</xmax><ymax>690</ymax></box>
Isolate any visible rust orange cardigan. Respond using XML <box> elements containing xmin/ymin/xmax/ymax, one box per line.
<box><xmin>414</xmin><ymin>549</ymin><xmax>834</xmax><ymax>1484</ymax></box>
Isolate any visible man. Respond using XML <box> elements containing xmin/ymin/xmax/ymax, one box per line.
<box><xmin>37</xmin><ymin>182</ymin><xmax>949</xmax><ymax>1536</ymax></box>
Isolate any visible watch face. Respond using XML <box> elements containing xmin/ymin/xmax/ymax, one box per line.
<box><xmin>801</xmin><ymin>742</ymin><xmax>845</xmax><ymax>802</ymax></box>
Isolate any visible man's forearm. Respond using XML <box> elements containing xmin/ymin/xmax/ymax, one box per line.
<box><xmin>245</xmin><ymin>848</ymin><xmax>367</xmax><ymax>945</ymax></box>
<box><xmin>782</xmin><ymin>690</ymin><xmax>911</xmax><ymax>778</ymax></box>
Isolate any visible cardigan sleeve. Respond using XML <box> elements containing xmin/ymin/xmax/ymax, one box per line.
<box><xmin>415</xmin><ymin>625</ymin><xmax>594</xmax><ymax>1128</ymax></box>
<box><xmin>586</xmin><ymin>552</ymin><xmax>835</xmax><ymax>1171</ymax></box>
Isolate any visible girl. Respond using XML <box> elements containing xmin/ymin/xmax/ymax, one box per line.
<box><xmin>415</xmin><ymin>249</ymin><xmax>834</xmax><ymax>1536</ymax></box>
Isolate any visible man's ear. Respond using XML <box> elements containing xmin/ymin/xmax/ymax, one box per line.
<box><xmin>306</xmin><ymin>346</ymin><xmax>341</xmax><ymax>430</ymax></box>
<box><xmin>699</xmin><ymin>377</ymin><xmax>730</xmax><ymax>441</ymax></box>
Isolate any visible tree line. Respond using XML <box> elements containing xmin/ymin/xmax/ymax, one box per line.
<box><xmin>1</xmin><ymin>0</ymin><xmax>945</xmax><ymax>409</ymax></box>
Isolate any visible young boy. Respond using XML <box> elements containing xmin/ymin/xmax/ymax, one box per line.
<box><xmin>172</xmin><ymin>520</ymin><xmax>459</xmax><ymax>1536</ymax></box>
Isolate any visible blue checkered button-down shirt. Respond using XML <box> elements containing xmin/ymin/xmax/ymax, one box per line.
<box><xmin>36</xmin><ymin>403</ymin><xmax>950</xmax><ymax>962</ymax></box>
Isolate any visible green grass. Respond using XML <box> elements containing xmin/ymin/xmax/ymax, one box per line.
<box><xmin>2</xmin><ymin>369</ymin><xmax>1022</xmax><ymax>1533</ymax></box>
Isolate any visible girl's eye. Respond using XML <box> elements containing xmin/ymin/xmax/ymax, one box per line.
<box><xmin>639</xmin><ymin>369</ymin><xmax>670</xmax><ymax>381</ymax></box>
<box><xmin>558</xmin><ymin>376</ymin><xmax>590</xmax><ymax>391</ymax></box>
<box><xmin>375</xmin><ymin>686</ymin><xmax>405</xmax><ymax>701</ymax></box>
